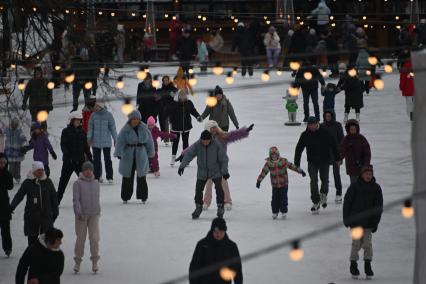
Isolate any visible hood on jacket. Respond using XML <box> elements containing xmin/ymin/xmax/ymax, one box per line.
<box><xmin>323</xmin><ymin>109</ymin><xmax>336</xmax><ymax>122</ymax></box>
<box><xmin>78</xmin><ymin>172</ymin><xmax>95</xmax><ymax>181</ymax></box>
<box><xmin>318</xmin><ymin>1</ymin><xmax>328</xmax><ymax>8</ymax></box>
<box><xmin>38</xmin><ymin>234</ymin><xmax>61</xmax><ymax>252</ymax></box>
<box><xmin>26</xmin><ymin>170</ymin><xmax>47</xmax><ymax>181</ymax></box>
<box><xmin>268</xmin><ymin>146</ymin><xmax>281</xmax><ymax>160</ymax></box>
<box><xmin>345</xmin><ymin>119</ymin><xmax>360</xmax><ymax>134</ymax></box>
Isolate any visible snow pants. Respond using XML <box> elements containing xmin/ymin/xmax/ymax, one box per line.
<box><xmin>0</xmin><ymin>220</ymin><xmax>12</xmax><ymax>254</ymax></box>
<box><xmin>350</xmin><ymin>228</ymin><xmax>373</xmax><ymax>261</ymax></box>
<box><xmin>195</xmin><ymin>178</ymin><xmax>224</xmax><ymax>206</ymax></box>
<box><xmin>149</xmin><ymin>152</ymin><xmax>159</xmax><ymax>173</ymax></box>
<box><xmin>203</xmin><ymin>178</ymin><xmax>231</xmax><ymax>206</ymax></box>
<box><xmin>308</xmin><ymin>162</ymin><xmax>329</xmax><ymax>204</ymax></box>
<box><xmin>74</xmin><ymin>215</ymin><xmax>100</xmax><ymax>261</ymax></box>
<box><xmin>121</xmin><ymin>159</ymin><xmax>148</xmax><ymax>202</ymax></box>
<box><xmin>271</xmin><ymin>186</ymin><xmax>288</xmax><ymax>214</ymax></box>
<box><xmin>8</xmin><ymin>161</ymin><xmax>21</xmax><ymax>180</ymax></box>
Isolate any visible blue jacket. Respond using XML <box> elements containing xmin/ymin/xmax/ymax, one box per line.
<box><xmin>114</xmin><ymin>123</ymin><xmax>155</xmax><ymax>178</ymax></box>
<box><xmin>4</xmin><ymin>128</ymin><xmax>27</xmax><ymax>162</ymax></box>
<box><xmin>87</xmin><ymin>108</ymin><xmax>117</xmax><ymax>148</ymax></box>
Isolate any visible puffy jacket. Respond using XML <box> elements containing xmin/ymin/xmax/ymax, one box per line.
<box><xmin>311</xmin><ymin>1</ymin><xmax>331</xmax><ymax>26</ymax></box>
<box><xmin>60</xmin><ymin>125</ymin><xmax>92</xmax><ymax>165</ymax></box>
<box><xmin>338</xmin><ymin>74</ymin><xmax>364</xmax><ymax>109</ymax></box>
<box><xmin>399</xmin><ymin>60</ymin><xmax>414</xmax><ymax>97</ymax></box>
<box><xmin>180</xmin><ymin>139</ymin><xmax>229</xmax><ymax>180</ymax></box>
<box><xmin>87</xmin><ymin>108</ymin><xmax>117</xmax><ymax>148</ymax></box>
<box><xmin>0</xmin><ymin>153</ymin><xmax>14</xmax><ymax>221</ymax></box>
<box><xmin>23</xmin><ymin>78</ymin><xmax>53</xmax><ymax>110</ymax></box>
<box><xmin>355</xmin><ymin>49</ymin><xmax>371</xmax><ymax>81</ymax></box>
<box><xmin>264</xmin><ymin>32</ymin><xmax>281</xmax><ymax>49</ymax></box>
<box><xmin>4</xmin><ymin>127</ymin><xmax>27</xmax><ymax>162</ymax></box>
<box><xmin>27</xmin><ymin>133</ymin><xmax>54</xmax><ymax>166</ymax></box>
<box><xmin>201</xmin><ymin>96</ymin><xmax>239</xmax><ymax>130</ymax></box>
<box><xmin>166</xmin><ymin>100</ymin><xmax>200</xmax><ymax>132</ymax></box>
<box><xmin>320</xmin><ymin>110</ymin><xmax>344</xmax><ymax>163</ymax></box>
<box><xmin>73</xmin><ymin>173</ymin><xmax>100</xmax><ymax>217</ymax></box>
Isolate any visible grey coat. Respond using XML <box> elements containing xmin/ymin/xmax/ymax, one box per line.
<box><xmin>73</xmin><ymin>174</ymin><xmax>100</xmax><ymax>217</ymax></box>
<box><xmin>201</xmin><ymin>96</ymin><xmax>239</xmax><ymax>129</ymax></box>
<box><xmin>180</xmin><ymin>139</ymin><xmax>229</xmax><ymax>180</ymax></box>
<box><xmin>114</xmin><ymin>122</ymin><xmax>155</xmax><ymax>178</ymax></box>
<box><xmin>87</xmin><ymin>108</ymin><xmax>117</xmax><ymax>148</ymax></box>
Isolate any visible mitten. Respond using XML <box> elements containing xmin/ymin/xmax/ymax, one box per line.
<box><xmin>178</xmin><ymin>167</ymin><xmax>184</xmax><ymax>176</ymax></box>
<box><xmin>223</xmin><ymin>173</ymin><xmax>230</xmax><ymax>180</ymax></box>
<box><xmin>247</xmin><ymin>124</ymin><xmax>254</xmax><ymax>132</ymax></box>
<box><xmin>256</xmin><ymin>181</ymin><xmax>261</xmax><ymax>189</ymax></box>
<box><xmin>50</xmin><ymin>151</ymin><xmax>57</xmax><ymax>160</ymax></box>
<box><xmin>299</xmin><ymin>170</ymin><xmax>306</xmax><ymax>177</ymax></box>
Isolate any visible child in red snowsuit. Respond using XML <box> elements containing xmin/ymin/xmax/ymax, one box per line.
<box><xmin>147</xmin><ymin>116</ymin><xmax>176</xmax><ymax>177</ymax></box>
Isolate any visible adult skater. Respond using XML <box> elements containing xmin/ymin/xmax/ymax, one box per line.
<box><xmin>178</xmin><ymin>130</ymin><xmax>229</xmax><ymax>219</ymax></box>
<box><xmin>338</xmin><ymin>67</ymin><xmax>365</xmax><ymax>123</ymax></box>
<box><xmin>11</xmin><ymin>161</ymin><xmax>59</xmax><ymax>245</ymax></box>
<box><xmin>399</xmin><ymin>56</ymin><xmax>415</xmax><ymax>121</ymax></box>
<box><xmin>0</xmin><ymin>153</ymin><xmax>13</xmax><ymax>256</ymax></box>
<box><xmin>294</xmin><ymin>117</ymin><xmax>341</xmax><ymax>213</ymax></box>
<box><xmin>137</xmin><ymin>72</ymin><xmax>159</xmax><ymax>123</ymax></box>
<box><xmin>189</xmin><ymin>218</ymin><xmax>243</xmax><ymax>284</ymax></box>
<box><xmin>114</xmin><ymin>110</ymin><xmax>154</xmax><ymax>204</ymax></box>
<box><xmin>15</xmin><ymin>227</ymin><xmax>64</xmax><ymax>284</ymax></box>
<box><xmin>343</xmin><ymin>165</ymin><xmax>383</xmax><ymax>279</ymax></box>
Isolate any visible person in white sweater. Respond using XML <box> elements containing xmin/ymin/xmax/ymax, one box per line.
<box><xmin>264</xmin><ymin>26</ymin><xmax>281</xmax><ymax>68</ymax></box>
<box><xmin>72</xmin><ymin>161</ymin><xmax>101</xmax><ymax>274</ymax></box>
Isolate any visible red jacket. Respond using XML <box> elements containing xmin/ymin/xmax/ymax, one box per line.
<box><xmin>399</xmin><ymin>60</ymin><xmax>414</xmax><ymax>97</ymax></box>
<box><xmin>82</xmin><ymin>110</ymin><xmax>93</xmax><ymax>133</ymax></box>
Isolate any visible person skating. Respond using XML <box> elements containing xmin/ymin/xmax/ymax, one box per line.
<box><xmin>158</xmin><ymin>75</ymin><xmax>178</xmax><ymax>145</ymax></box>
<box><xmin>340</xmin><ymin>119</ymin><xmax>371</xmax><ymax>184</ymax></box>
<box><xmin>337</xmin><ymin>67</ymin><xmax>365</xmax><ymax>123</ymax></box>
<box><xmin>294</xmin><ymin>117</ymin><xmax>341</xmax><ymax>213</ymax></box>
<box><xmin>178</xmin><ymin>130</ymin><xmax>229</xmax><ymax>219</ymax></box>
<box><xmin>256</xmin><ymin>147</ymin><xmax>306</xmax><ymax>219</ymax></box>
<box><xmin>399</xmin><ymin>56</ymin><xmax>415</xmax><ymax>121</ymax></box>
<box><xmin>147</xmin><ymin>116</ymin><xmax>177</xmax><ymax>177</ymax></box>
<box><xmin>320</xmin><ymin>110</ymin><xmax>344</xmax><ymax>203</ymax></box>
<box><xmin>114</xmin><ymin>110</ymin><xmax>154</xmax><ymax>204</ymax></box>
<box><xmin>15</xmin><ymin>227</ymin><xmax>64</xmax><ymax>284</ymax></box>
<box><xmin>137</xmin><ymin>72</ymin><xmax>159</xmax><ymax>123</ymax></box>
<box><xmin>72</xmin><ymin>161</ymin><xmax>101</xmax><ymax>274</ymax></box>
<box><xmin>4</xmin><ymin>117</ymin><xmax>27</xmax><ymax>184</ymax></box>
<box><xmin>264</xmin><ymin>26</ymin><xmax>281</xmax><ymax>68</ymax></box>
<box><xmin>189</xmin><ymin>217</ymin><xmax>243</xmax><ymax>284</ymax></box>
<box><xmin>343</xmin><ymin>165</ymin><xmax>383</xmax><ymax>279</ymax></box>
<box><xmin>0</xmin><ymin>153</ymin><xmax>13</xmax><ymax>257</ymax></box>
<box><xmin>57</xmin><ymin>113</ymin><xmax>92</xmax><ymax>204</ymax></box>
<box><xmin>87</xmin><ymin>101</ymin><xmax>117</xmax><ymax>183</ymax></box>
<box><xmin>10</xmin><ymin>161</ymin><xmax>59</xmax><ymax>245</ymax></box>
<box><xmin>321</xmin><ymin>83</ymin><xmax>341</xmax><ymax>113</ymax></box>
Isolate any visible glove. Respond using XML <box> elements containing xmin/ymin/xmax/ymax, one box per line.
<box><xmin>223</xmin><ymin>173</ymin><xmax>230</xmax><ymax>180</ymax></box>
<box><xmin>20</xmin><ymin>146</ymin><xmax>28</xmax><ymax>154</ymax></box>
<box><xmin>178</xmin><ymin>167</ymin><xmax>184</xmax><ymax>176</ymax></box>
<box><xmin>299</xmin><ymin>170</ymin><xmax>306</xmax><ymax>177</ymax></box>
<box><xmin>197</xmin><ymin>116</ymin><xmax>203</xmax><ymax>122</ymax></box>
<box><xmin>175</xmin><ymin>155</ymin><xmax>184</xmax><ymax>162</ymax></box>
<box><xmin>247</xmin><ymin>124</ymin><xmax>254</xmax><ymax>132</ymax></box>
<box><xmin>256</xmin><ymin>181</ymin><xmax>261</xmax><ymax>189</ymax></box>
<box><xmin>50</xmin><ymin>151</ymin><xmax>57</xmax><ymax>160</ymax></box>
<box><xmin>21</xmin><ymin>104</ymin><xmax>27</xmax><ymax>111</ymax></box>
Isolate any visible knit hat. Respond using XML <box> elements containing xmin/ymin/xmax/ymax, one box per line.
<box><xmin>200</xmin><ymin>130</ymin><xmax>212</xmax><ymax>140</ymax></box>
<box><xmin>32</xmin><ymin>161</ymin><xmax>45</xmax><ymax>173</ymax></box>
<box><xmin>211</xmin><ymin>217</ymin><xmax>227</xmax><ymax>232</ymax></box>
<box><xmin>81</xmin><ymin>161</ymin><xmax>94</xmax><ymax>172</ymax></box>
<box><xmin>306</xmin><ymin>116</ymin><xmax>318</xmax><ymax>124</ymax></box>
<box><xmin>214</xmin><ymin>85</ymin><xmax>223</xmax><ymax>95</ymax></box>
<box><xmin>95</xmin><ymin>101</ymin><xmax>106</xmax><ymax>109</ymax></box>
<box><xmin>147</xmin><ymin>116</ymin><xmax>156</xmax><ymax>126</ymax></box>
<box><xmin>204</xmin><ymin>120</ymin><xmax>218</xmax><ymax>131</ymax></box>
<box><xmin>128</xmin><ymin>110</ymin><xmax>142</xmax><ymax>121</ymax></box>
<box><xmin>360</xmin><ymin>165</ymin><xmax>374</xmax><ymax>175</ymax></box>
<box><xmin>68</xmin><ymin>112</ymin><xmax>83</xmax><ymax>121</ymax></box>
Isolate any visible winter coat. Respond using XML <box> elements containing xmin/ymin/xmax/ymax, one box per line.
<box><xmin>201</xmin><ymin>96</ymin><xmax>239</xmax><ymax>130</ymax></box>
<box><xmin>399</xmin><ymin>60</ymin><xmax>414</xmax><ymax>97</ymax></box>
<box><xmin>180</xmin><ymin>139</ymin><xmax>229</xmax><ymax>180</ymax></box>
<box><xmin>294</xmin><ymin>125</ymin><xmax>340</xmax><ymax>167</ymax></box>
<box><xmin>340</xmin><ymin>121</ymin><xmax>371</xmax><ymax>176</ymax></box>
<box><xmin>310</xmin><ymin>1</ymin><xmax>331</xmax><ymax>26</ymax></box>
<box><xmin>288</xmin><ymin>29</ymin><xmax>307</xmax><ymax>57</ymax></box>
<box><xmin>158</xmin><ymin>83</ymin><xmax>177</xmax><ymax>116</ymax></box>
<box><xmin>355</xmin><ymin>49</ymin><xmax>371</xmax><ymax>81</ymax></box>
<box><xmin>73</xmin><ymin>173</ymin><xmax>100</xmax><ymax>217</ymax></box>
<box><xmin>343</xmin><ymin>177</ymin><xmax>383</xmax><ymax>231</ymax></box>
<box><xmin>137</xmin><ymin>82</ymin><xmax>159</xmax><ymax>122</ymax></box>
<box><xmin>0</xmin><ymin>154</ymin><xmax>13</xmax><ymax>221</ymax></box>
<box><xmin>295</xmin><ymin>64</ymin><xmax>325</xmax><ymax>92</ymax></box>
<box><xmin>60</xmin><ymin>125</ymin><xmax>92</xmax><ymax>165</ymax></box>
<box><xmin>23</xmin><ymin>78</ymin><xmax>53</xmax><ymax>111</ymax></box>
<box><xmin>87</xmin><ymin>108</ymin><xmax>117</xmax><ymax>148</ymax></box>
<box><xmin>320</xmin><ymin>111</ymin><xmax>344</xmax><ymax>163</ymax></box>
<box><xmin>28</xmin><ymin>133</ymin><xmax>55</xmax><ymax>166</ymax></box>
<box><xmin>15</xmin><ymin>236</ymin><xmax>64</xmax><ymax>284</ymax></box>
<box><xmin>189</xmin><ymin>231</ymin><xmax>243</xmax><ymax>284</ymax></box>
<box><xmin>232</xmin><ymin>26</ymin><xmax>255</xmax><ymax>56</ymax></box>
<box><xmin>197</xmin><ymin>42</ymin><xmax>209</xmax><ymax>62</ymax></box>
<box><xmin>82</xmin><ymin>108</ymin><xmax>93</xmax><ymax>133</ymax></box>
<box><xmin>150</xmin><ymin>126</ymin><xmax>177</xmax><ymax>153</ymax></box>
<box><xmin>10</xmin><ymin>171</ymin><xmax>58</xmax><ymax>236</ymax></box>
<box><xmin>71</xmin><ymin>56</ymin><xmax>93</xmax><ymax>83</ymax></box>
<box><xmin>321</xmin><ymin>83</ymin><xmax>340</xmax><ymax>110</ymax></box>
<box><xmin>257</xmin><ymin>147</ymin><xmax>301</xmax><ymax>188</ymax></box>
<box><xmin>264</xmin><ymin>32</ymin><xmax>281</xmax><ymax>49</ymax></box>
<box><xmin>165</xmin><ymin>100</ymin><xmax>200</xmax><ymax>132</ymax></box>
<box><xmin>4</xmin><ymin>127</ymin><xmax>27</xmax><ymax>162</ymax></box>
<box><xmin>209</xmin><ymin>34</ymin><xmax>224</xmax><ymax>52</ymax></box>
<box><xmin>114</xmin><ymin>122</ymin><xmax>155</xmax><ymax>178</ymax></box>
<box><xmin>338</xmin><ymin>75</ymin><xmax>364</xmax><ymax>109</ymax></box>
<box><xmin>177</xmin><ymin>36</ymin><xmax>197</xmax><ymax>61</ymax></box>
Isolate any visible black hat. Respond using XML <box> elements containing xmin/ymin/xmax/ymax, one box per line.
<box><xmin>360</xmin><ymin>165</ymin><xmax>374</xmax><ymax>175</ymax></box>
<box><xmin>211</xmin><ymin>217</ymin><xmax>227</xmax><ymax>232</ymax></box>
<box><xmin>200</xmin><ymin>130</ymin><xmax>212</xmax><ymax>140</ymax></box>
<box><xmin>214</xmin><ymin>85</ymin><xmax>223</xmax><ymax>95</ymax></box>
<box><xmin>306</xmin><ymin>116</ymin><xmax>318</xmax><ymax>124</ymax></box>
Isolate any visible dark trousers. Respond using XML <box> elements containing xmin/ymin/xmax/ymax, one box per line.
<box><xmin>179</xmin><ymin>62</ymin><xmax>191</xmax><ymax>78</ymax></box>
<box><xmin>44</xmin><ymin>164</ymin><xmax>50</xmax><ymax>178</ymax></box>
<box><xmin>363</xmin><ymin>80</ymin><xmax>370</xmax><ymax>94</ymax></box>
<box><xmin>57</xmin><ymin>161</ymin><xmax>82</xmax><ymax>203</ymax></box>
<box><xmin>332</xmin><ymin>163</ymin><xmax>342</xmax><ymax>196</ymax></box>
<box><xmin>344</xmin><ymin>107</ymin><xmax>361</xmax><ymax>114</ymax></box>
<box><xmin>308</xmin><ymin>162</ymin><xmax>329</xmax><ymax>204</ymax></box>
<box><xmin>121</xmin><ymin>159</ymin><xmax>148</xmax><ymax>201</ymax></box>
<box><xmin>72</xmin><ymin>81</ymin><xmax>92</xmax><ymax>108</ymax></box>
<box><xmin>271</xmin><ymin>187</ymin><xmax>288</xmax><ymax>214</ymax></box>
<box><xmin>158</xmin><ymin>115</ymin><xmax>170</xmax><ymax>142</ymax></box>
<box><xmin>28</xmin><ymin>235</ymin><xmax>38</xmax><ymax>246</ymax></box>
<box><xmin>172</xmin><ymin>131</ymin><xmax>190</xmax><ymax>155</ymax></box>
<box><xmin>241</xmin><ymin>56</ymin><xmax>254</xmax><ymax>76</ymax></box>
<box><xmin>195</xmin><ymin>178</ymin><xmax>224</xmax><ymax>205</ymax></box>
<box><xmin>93</xmin><ymin>147</ymin><xmax>113</xmax><ymax>180</ymax></box>
<box><xmin>0</xmin><ymin>220</ymin><xmax>12</xmax><ymax>253</ymax></box>
<box><xmin>221</xmin><ymin>125</ymin><xmax>229</xmax><ymax>132</ymax></box>
<box><xmin>302</xmin><ymin>88</ymin><xmax>320</xmax><ymax>120</ymax></box>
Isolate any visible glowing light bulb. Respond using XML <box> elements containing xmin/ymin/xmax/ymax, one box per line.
<box><xmin>116</xmin><ymin>77</ymin><xmax>124</xmax><ymax>89</ymax></box>
<box><xmin>384</xmin><ymin>64</ymin><xmax>393</xmax><ymax>73</ymax></box>
<box><xmin>137</xmin><ymin>70</ymin><xmax>147</xmax><ymax>80</ymax></box>
<box><xmin>373</xmin><ymin>78</ymin><xmax>384</xmax><ymax>90</ymax></box>
<box><xmin>188</xmin><ymin>68</ymin><xmax>194</xmax><ymax>74</ymax></box>
<box><xmin>225</xmin><ymin>73</ymin><xmax>234</xmax><ymax>85</ymax></box>
<box><xmin>348</xmin><ymin>69</ymin><xmax>357</xmax><ymax>77</ymax></box>
<box><xmin>188</xmin><ymin>77</ymin><xmax>197</xmax><ymax>86</ymax></box>
<box><xmin>213</xmin><ymin>65</ymin><xmax>224</xmax><ymax>75</ymax></box>
<box><xmin>84</xmin><ymin>82</ymin><xmax>93</xmax><ymax>90</ymax></box>
<box><xmin>47</xmin><ymin>81</ymin><xmax>55</xmax><ymax>90</ymax></box>
<box><xmin>288</xmin><ymin>86</ymin><xmax>299</xmax><ymax>97</ymax></box>
<box><xmin>321</xmin><ymin>70</ymin><xmax>328</xmax><ymax>78</ymax></box>
<box><xmin>232</xmin><ymin>67</ymin><xmax>238</xmax><ymax>76</ymax></box>
<box><xmin>289</xmin><ymin>242</ymin><xmax>304</xmax><ymax>262</ymax></box>
<box><xmin>220</xmin><ymin>267</ymin><xmax>236</xmax><ymax>281</ymax></box>
<box><xmin>100</xmin><ymin>67</ymin><xmax>105</xmax><ymax>73</ymax></box>
<box><xmin>202</xmin><ymin>16</ymin><xmax>207</xmax><ymax>21</ymax></box>
<box><xmin>206</xmin><ymin>96</ymin><xmax>218</xmax><ymax>107</ymax></box>
<box><xmin>18</xmin><ymin>80</ymin><xmax>26</xmax><ymax>91</ymax></box>
<box><xmin>164</xmin><ymin>14</ymin><xmax>169</xmax><ymax>18</ymax></box>
<box><xmin>304</xmin><ymin>72</ymin><xmax>313</xmax><ymax>80</ymax></box>
<box><xmin>121</xmin><ymin>100</ymin><xmax>133</xmax><ymax>115</ymax></box>
<box><xmin>368</xmin><ymin>56</ymin><xmax>378</xmax><ymax>66</ymax></box>
<box><xmin>351</xmin><ymin>227</ymin><xmax>364</xmax><ymax>240</ymax></box>
<box><xmin>261</xmin><ymin>71</ymin><xmax>270</xmax><ymax>82</ymax></box>
<box><xmin>65</xmin><ymin>74</ymin><xmax>75</xmax><ymax>83</ymax></box>
<box><xmin>366</xmin><ymin>70</ymin><xmax>371</xmax><ymax>76</ymax></box>
<box><xmin>402</xmin><ymin>200</ymin><xmax>414</xmax><ymax>219</ymax></box>
<box><xmin>10</xmin><ymin>64</ymin><xmax>16</xmax><ymax>69</ymax></box>
<box><xmin>54</xmin><ymin>65</ymin><xmax>61</xmax><ymax>71</ymax></box>
<box><xmin>131</xmin><ymin>12</ymin><xmax>136</xmax><ymax>17</ymax></box>
<box><xmin>234</xmin><ymin>19</ymin><xmax>239</xmax><ymax>23</ymax></box>
<box><xmin>276</xmin><ymin>70</ymin><xmax>283</xmax><ymax>76</ymax></box>
<box><xmin>111</xmin><ymin>12</ymin><xmax>115</xmax><ymax>17</ymax></box>
<box><xmin>37</xmin><ymin>111</ymin><xmax>49</xmax><ymax>122</ymax></box>
<box><xmin>98</xmin><ymin>11</ymin><xmax>103</xmax><ymax>15</ymax></box>
<box><xmin>289</xmin><ymin>61</ymin><xmax>300</xmax><ymax>71</ymax></box>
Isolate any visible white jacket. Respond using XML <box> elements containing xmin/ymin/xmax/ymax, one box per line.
<box><xmin>264</xmin><ymin>32</ymin><xmax>281</xmax><ymax>49</ymax></box>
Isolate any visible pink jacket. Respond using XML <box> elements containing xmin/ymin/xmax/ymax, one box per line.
<box><xmin>150</xmin><ymin>126</ymin><xmax>177</xmax><ymax>152</ymax></box>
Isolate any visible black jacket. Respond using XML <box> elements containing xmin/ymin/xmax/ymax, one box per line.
<box><xmin>0</xmin><ymin>153</ymin><xmax>14</xmax><ymax>221</ymax></box>
<box><xmin>158</xmin><ymin>83</ymin><xmax>178</xmax><ymax>117</ymax></box>
<box><xmin>343</xmin><ymin>177</ymin><xmax>383</xmax><ymax>231</ymax></box>
<box><xmin>295</xmin><ymin>64</ymin><xmax>325</xmax><ymax>91</ymax></box>
<box><xmin>320</xmin><ymin>111</ymin><xmax>344</xmax><ymax>163</ymax></box>
<box><xmin>10</xmin><ymin>173</ymin><xmax>58</xmax><ymax>237</ymax></box>
<box><xmin>60</xmin><ymin>125</ymin><xmax>92</xmax><ymax>165</ymax></box>
<box><xmin>177</xmin><ymin>36</ymin><xmax>197</xmax><ymax>62</ymax></box>
<box><xmin>16</xmin><ymin>238</ymin><xmax>64</xmax><ymax>284</ymax></box>
<box><xmin>137</xmin><ymin>82</ymin><xmax>159</xmax><ymax>123</ymax></box>
<box><xmin>189</xmin><ymin>232</ymin><xmax>243</xmax><ymax>284</ymax></box>
<box><xmin>231</xmin><ymin>26</ymin><xmax>255</xmax><ymax>56</ymax></box>
<box><xmin>294</xmin><ymin>126</ymin><xmax>340</xmax><ymax>167</ymax></box>
<box><xmin>337</xmin><ymin>74</ymin><xmax>364</xmax><ymax>109</ymax></box>
<box><xmin>23</xmin><ymin>78</ymin><xmax>53</xmax><ymax>111</ymax></box>
<box><xmin>165</xmin><ymin>100</ymin><xmax>200</xmax><ymax>132</ymax></box>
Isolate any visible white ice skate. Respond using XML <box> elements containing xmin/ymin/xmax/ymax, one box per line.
<box><xmin>107</xmin><ymin>179</ymin><xmax>113</xmax><ymax>184</ymax></box>
<box><xmin>154</xmin><ymin>172</ymin><xmax>160</xmax><ymax>178</ymax></box>
<box><xmin>320</xmin><ymin>193</ymin><xmax>328</xmax><ymax>208</ymax></box>
<box><xmin>335</xmin><ymin>195</ymin><xmax>342</xmax><ymax>204</ymax></box>
<box><xmin>170</xmin><ymin>155</ymin><xmax>176</xmax><ymax>167</ymax></box>
<box><xmin>281</xmin><ymin>213</ymin><xmax>287</xmax><ymax>219</ymax></box>
<box><xmin>272</xmin><ymin>213</ymin><xmax>278</xmax><ymax>219</ymax></box>
<box><xmin>202</xmin><ymin>203</ymin><xmax>209</xmax><ymax>211</ymax></box>
<box><xmin>224</xmin><ymin>203</ymin><xmax>232</xmax><ymax>211</ymax></box>
<box><xmin>311</xmin><ymin>203</ymin><xmax>320</xmax><ymax>214</ymax></box>
<box><xmin>73</xmin><ymin>257</ymin><xmax>82</xmax><ymax>273</ymax></box>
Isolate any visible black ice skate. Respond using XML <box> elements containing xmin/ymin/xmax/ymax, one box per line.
<box><xmin>350</xmin><ymin>261</ymin><xmax>360</xmax><ymax>279</ymax></box>
<box><xmin>311</xmin><ymin>203</ymin><xmax>320</xmax><ymax>214</ymax></box>
<box><xmin>364</xmin><ymin>260</ymin><xmax>374</xmax><ymax>280</ymax></box>
<box><xmin>192</xmin><ymin>205</ymin><xmax>203</xmax><ymax>219</ymax></box>
<box><xmin>217</xmin><ymin>204</ymin><xmax>225</xmax><ymax>218</ymax></box>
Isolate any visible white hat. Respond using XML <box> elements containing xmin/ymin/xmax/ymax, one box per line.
<box><xmin>32</xmin><ymin>161</ymin><xmax>45</xmax><ymax>173</ymax></box>
<box><xmin>204</xmin><ymin>120</ymin><xmax>219</xmax><ymax>131</ymax></box>
<box><xmin>96</xmin><ymin>101</ymin><xmax>106</xmax><ymax>109</ymax></box>
<box><xmin>68</xmin><ymin>112</ymin><xmax>83</xmax><ymax>123</ymax></box>
<box><xmin>237</xmin><ymin>22</ymin><xmax>245</xmax><ymax>27</ymax></box>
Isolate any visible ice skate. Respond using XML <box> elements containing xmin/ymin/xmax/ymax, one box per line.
<box><xmin>170</xmin><ymin>155</ymin><xmax>176</xmax><ymax>167</ymax></box>
<box><xmin>107</xmin><ymin>179</ymin><xmax>113</xmax><ymax>184</ymax></box>
<box><xmin>343</xmin><ymin>113</ymin><xmax>349</xmax><ymax>124</ymax></box>
<box><xmin>5</xmin><ymin>250</ymin><xmax>11</xmax><ymax>257</ymax></box>
<box><xmin>350</xmin><ymin>261</ymin><xmax>360</xmax><ymax>279</ymax></box>
<box><xmin>356</xmin><ymin>113</ymin><xmax>361</xmax><ymax>123</ymax></box>
<box><xmin>14</xmin><ymin>178</ymin><xmax>20</xmax><ymax>184</ymax></box>
<box><xmin>92</xmin><ymin>259</ymin><xmax>99</xmax><ymax>274</ymax></box>
<box><xmin>123</xmin><ymin>200</ymin><xmax>128</xmax><ymax>204</ymax></box>
<box><xmin>364</xmin><ymin>260</ymin><xmax>374</xmax><ymax>280</ymax></box>
<box><xmin>73</xmin><ymin>257</ymin><xmax>82</xmax><ymax>273</ymax></box>
<box><xmin>272</xmin><ymin>213</ymin><xmax>278</xmax><ymax>220</ymax></box>
<box><xmin>192</xmin><ymin>205</ymin><xmax>203</xmax><ymax>219</ymax></box>
<box><xmin>217</xmin><ymin>204</ymin><xmax>225</xmax><ymax>218</ymax></box>
<box><xmin>224</xmin><ymin>203</ymin><xmax>232</xmax><ymax>211</ymax></box>
<box><xmin>311</xmin><ymin>203</ymin><xmax>320</xmax><ymax>214</ymax></box>
<box><xmin>320</xmin><ymin>193</ymin><xmax>328</xmax><ymax>208</ymax></box>
<box><xmin>98</xmin><ymin>177</ymin><xmax>103</xmax><ymax>183</ymax></box>
<box><xmin>202</xmin><ymin>203</ymin><xmax>209</xmax><ymax>211</ymax></box>
<box><xmin>281</xmin><ymin>213</ymin><xmax>287</xmax><ymax>219</ymax></box>
<box><xmin>335</xmin><ymin>195</ymin><xmax>342</xmax><ymax>204</ymax></box>
<box><xmin>154</xmin><ymin>172</ymin><xmax>160</xmax><ymax>178</ymax></box>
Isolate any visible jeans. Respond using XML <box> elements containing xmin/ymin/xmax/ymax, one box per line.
<box><xmin>172</xmin><ymin>131</ymin><xmax>190</xmax><ymax>156</ymax></box>
<box><xmin>308</xmin><ymin>162</ymin><xmax>329</xmax><ymax>204</ymax></box>
<box><xmin>266</xmin><ymin>48</ymin><xmax>281</xmax><ymax>67</ymax></box>
<box><xmin>271</xmin><ymin>187</ymin><xmax>288</xmax><ymax>214</ymax></box>
<box><xmin>92</xmin><ymin>147</ymin><xmax>113</xmax><ymax>180</ymax></box>
<box><xmin>332</xmin><ymin>163</ymin><xmax>342</xmax><ymax>196</ymax></box>
<box><xmin>195</xmin><ymin>178</ymin><xmax>224</xmax><ymax>206</ymax></box>
<box><xmin>350</xmin><ymin>228</ymin><xmax>373</xmax><ymax>261</ymax></box>
<box><xmin>72</xmin><ymin>81</ymin><xmax>92</xmax><ymax>108</ymax></box>
<box><xmin>302</xmin><ymin>88</ymin><xmax>320</xmax><ymax>120</ymax></box>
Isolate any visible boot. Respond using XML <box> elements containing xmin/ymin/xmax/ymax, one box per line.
<box><xmin>91</xmin><ymin>256</ymin><xmax>99</xmax><ymax>273</ymax></box>
<box><xmin>364</xmin><ymin>260</ymin><xmax>374</xmax><ymax>279</ymax></box>
<box><xmin>73</xmin><ymin>257</ymin><xmax>82</xmax><ymax>273</ymax></box>
<box><xmin>320</xmin><ymin>193</ymin><xmax>328</xmax><ymax>208</ymax></box>
<box><xmin>192</xmin><ymin>204</ymin><xmax>203</xmax><ymax>219</ymax></box>
<box><xmin>217</xmin><ymin>204</ymin><xmax>225</xmax><ymax>218</ymax></box>
<box><xmin>350</xmin><ymin>261</ymin><xmax>360</xmax><ymax>279</ymax></box>
<box><xmin>343</xmin><ymin>113</ymin><xmax>349</xmax><ymax>124</ymax></box>
<box><xmin>272</xmin><ymin>213</ymin><xmax>278</xmax><ymax>219</ymax></box>
<box><xmin>356</xmin><ymin>113</ymin><xmax>360</xmax><ymax>122</ymax></box>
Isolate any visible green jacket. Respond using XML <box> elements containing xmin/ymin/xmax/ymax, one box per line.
<box><xmin>180</xmin><ymin>139</ymin><xmax>229</xmax><ymax>180</ymax></box>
